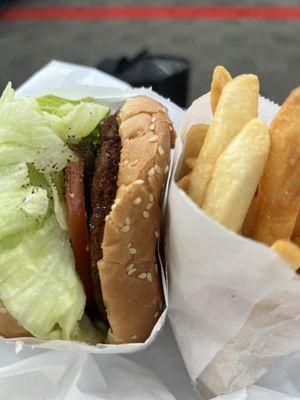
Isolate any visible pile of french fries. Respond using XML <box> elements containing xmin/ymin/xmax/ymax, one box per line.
<box><xmin>177</xmin><ymin>66</ymin><xmax>300</xmax><ymax>272</ymax></box>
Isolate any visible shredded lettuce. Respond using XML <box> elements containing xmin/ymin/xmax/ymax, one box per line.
<box><xmin>36</xmin><ymin>94</ymin><xmax>94</xmax><ymax>115</ymax></box>
<box><xmin>43</xmin><ymin>100</ymin><xmax>109</xmax><ymax>142</ymax></box>
<box><xmin>0</xmin><ymin>216</ymin><xmax>85</xmax><ymax>339</ymax></box>
<box><xmin>0</xmin><ymin>84</ymin><xmax>109</xmax><ymax>342</ymax></box>
<box><xmin>0</xmin><ymin>163</ymin><xmax>48</xmax><ymax>240</ymax></box>
<box><xmin>45</xmin><ymin>172</ymin><xmax>68</xmax><ymax>231</ymax></box>
<box><xmin>0</xmin><ymin>97</ymin><xmax>76</xmax><ymax>173</ymax></box>
<box><xmin>0</xmin><ymin>82</ymin><xmax>14</xmax><ymax>105</ymax></box>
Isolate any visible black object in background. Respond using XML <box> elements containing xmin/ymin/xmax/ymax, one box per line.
<box><xmin>97</xmin><ymin>50</ymin><xmax>190</xmax><ymax>108</ymax></box>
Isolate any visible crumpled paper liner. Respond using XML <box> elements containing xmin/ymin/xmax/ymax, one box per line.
<box><xmin>166</xmin><ymin>92</ymin><xmax>300</xmax><ymax>397</ymax></box>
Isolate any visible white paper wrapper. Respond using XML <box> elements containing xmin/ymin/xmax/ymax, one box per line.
<box><xmin>0</xmin><ymin>341</ymin><xmax>176</xmax><ymax>400</ymax></box>
<box><xmin>0</xmin><ymin>60</ymin><xmax>184</xmax><ymax>355</ymax></box>
<box><xmin>167</xmin><ymin>92</ymin><xmax>300</xmax><ymax>397</ymax></box>
<box><xmin>1</xmin><ymin>61</ymin><xmax>300</xmax><ymax>400</ymax></box>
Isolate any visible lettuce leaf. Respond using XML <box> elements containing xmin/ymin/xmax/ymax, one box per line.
<box><xmin>0</xmin><ymin>163</ymin><xmax>48</xmax><ymax>240</ymax></box>
<box><xmin>0</xmin><ymin>97</ymin><xmax>76</xmax><ymax>173</ymax></box>
<box><xmin>0</xmin><ymin>85</ymin><xmax>110</xmax><ymax>342</ymax></box>
<box><xmin>45</xmin><ymin>172</ymin><xmax>68</xmax><ymax>231</ymax></box>
<box><xmin>0</xmin><ymin>216</ymin><xmax>85</xmax><ymax>339</ymax></box>
<box><xmin>36</xmin><ymin>94</ymin><xmax>94</xmax><ymax>115</ymax></box>
<box><xmin>44</xmin><ymin>101</ymin><xmax>109</xmax><ymax>142</ymax></box>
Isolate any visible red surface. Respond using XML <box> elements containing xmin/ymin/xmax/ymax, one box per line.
<box><xmin>1</xmin><ymin>6</ymin><xmax>300</xmax><ymax>21</ymax></box>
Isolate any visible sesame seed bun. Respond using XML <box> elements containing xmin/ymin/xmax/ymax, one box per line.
<box><xmin>99</xmin><ymin>96</ymin><xmax>175</xmax><ymax>343</ymax></box>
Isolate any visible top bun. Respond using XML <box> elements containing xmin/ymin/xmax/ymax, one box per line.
<box><xmin>99</xmin><ymin>96</ymin><xmax>175</xmax><ymax>343</ymax></box>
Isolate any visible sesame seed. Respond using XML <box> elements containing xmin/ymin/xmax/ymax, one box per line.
<box><xmin>128</xmin><ymin>268</ymin><xmax>137</xmax><ymax>276</ymax></box>
<box><xmin>143</xmin><ymin>211</ymin><xmax>149</xmax><ymax>218</ymax></box>
<box><xmin>130</xmin><ymin>334</ymin><xmax>138</xmax><ymax>339</ymax></box>
<box><xmin>120</xmin><ymin>225</ymin><xmax>130</xmax><ymax>233</ymax></box>
<box><xmin>149</xmin><ymin>193</ymin><xmax>154</xmax><ymax>202</ymax></box>
<box><xmin>146</xmin><ymin>203</ymin><xmax>153</xmax><ymax>210</ymax></box>
<box><xmin>154</xmin><ymin>164</ymin><xmax>161</xmax><ymax>174</ymax></box>
<box><xmin>105</xmin><ymin>215</ymin><xmax>110</xmax><ymax>222</ymax></box>
<box><xmin>123</xmin><ymin>160</ymin><xmax>129</xmax><ymax>166</ymax></box>
<box><xmin>169</xmin><ymin>125</ymin><xmax>173</xmax><ymax>132</ymax></box>
<box><xmin>149</xmin><ymin>136</ymin><xmax>158</xmax><ymax>143</ymax></box>
<box><xmin>155</xmin><ymin>230</ymin><xmax>159</xmax><ymax>238</ymax></box>
<box><xmin>131</xmin><ymin>159</ymin><xmax>139</xmax><ymax>167</ymax></box>
<box><xmin>69</xmin><ymin>192</ymin><xmax>75</xmax><ymax>199</ymax></box>
<box><xmin>133</xmin><ymin>197</ymin><xmax>142</xmax><ymax>205</ymax></box>
<box><xmin>125</xmin><ymin>217</ymin><xmax>130</xmax><ymax>225</ymax></box>
<box><xmin>134</xmin><ymin>179</ymin><xmax>144</xmax><ymax>185</ymax></box>
<box><xmin>158</xmin><ymin>145</ymin><xmax>165</xmax><ymax>155</ymax></box>
<box><xmin>151</xmin><ymin>116</ymin><xmax>156</xmax><ymax>123</ymax></box>
<box><xmin>154</xmin><ymin>311</ymin><xmax>159</xmax><ymax>318</ymax></box>
<box><xmin>126</xmin><ymin>263</ymin><xmax>135</xmax><ymax>271</ymax></box>
<box><xmin>147</xmin><ymin>272</ymin><xmax>152</xmax><ymax>282</ymax></box>
<box><xmin>129</xmin><ymin>247</ymin><xmax>137</xmax><ymax>254</ymax></box>
<box><xmin>112</xmin><ymin>204</ymin><xmax>117</xmax><ymax>211</ymax></box>
<box><xmin>149</xmin><ymin>124</ymin><xmax>155</xmax><ymax>131</ymax></box>
<box><xmin>138</xmin><ymin>272</ymin><xmax>147</xmax><ymax>279</ymax></box>
<box><xmin>115</xmin><ymin>198</ymin><xmax>121</xmax><ymax>204</ymax></box>
<box><xmin>148</xmin><ymin>167</ymin><xmax>155</xmax><ymax>177</ymax></box>
<box><xmin>165</xmin><ymin>165</ymin><xmax>169</xmax><ymax>173</ymax></box>
<box><xmin>128</xmin><ymin>243</ymin><xmax>132</xmax><ymax>248</ymax></box>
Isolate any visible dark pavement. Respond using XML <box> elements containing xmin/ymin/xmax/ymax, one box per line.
<box><xmin>1</xmin><ymin>1</ymin><xmax>300</xmax><ymax>105</ymax></box>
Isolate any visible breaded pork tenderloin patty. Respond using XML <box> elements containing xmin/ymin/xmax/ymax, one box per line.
<box><xmin>92</xmin><ymin>96</ymin><xmax>175</xmax><ymax>343</ymax></box>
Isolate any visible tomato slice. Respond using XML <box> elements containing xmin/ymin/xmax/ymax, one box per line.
<box><xmin>65</xmin><ymin>148</ymin><xmax>94</xmax><ymax>308</ymax></box>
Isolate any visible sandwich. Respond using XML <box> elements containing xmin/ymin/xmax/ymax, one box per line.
<box><xmin>0</xmin><ymin>84</ymin><xmax>175</xmax><ymax>344</ymax></box>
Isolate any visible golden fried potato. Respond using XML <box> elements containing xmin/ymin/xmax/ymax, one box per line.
<box><xmin>211</xmin><ymin>66</ymin><xmax>232</xmax><ymax>113</ymax></box>
<box><xmin>292</xmin><ymin>210</ymin><xmax>300</xmax><ymax>238</ymax></box>
<box><xmin>271</xmin><ymin>239</ymin><xmax>300</xmax><ymax>272</ymax></box>
<box><xmin>293</xmin><ymin>237</ymin><xmax>300</xmax><ymax>247</ymax></box>
<box><xmin>185</xmin><ymin>157</ymin><xmax>196</xmax><ymax>170</ymax></box>
<box><xmin>254</xmin><ymin>88</ymin><xmax>300</xmax><ymax>245</ymax></box>
<box><xmin>179</xmin><ymin>124</ymin><xmax>208</xmax><ymax>178</ymax></box>
<box><xmin>177</xmin><ymin>174</ymin><xmax>190</xmax><ymax>192</ymax></box>
<box><xmin>188</xmin><ymin>74</ymin><xmax>259</xmax><ymax>207</ymax></box>
<box><xmin>202</xmin><ymin>119</ymin><xmax>269</xmax><ymax>232</ymax></box>
<box><xmin>241</xmin><ymin>195</ymin><xmax>258</xmax><ymax>238</ymax></box>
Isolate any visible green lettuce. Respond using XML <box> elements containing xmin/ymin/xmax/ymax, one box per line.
<box><xmin>0</xmin><ymin>163</ymin><xmax>48</xmax><ymax>240</ymax></box>
<box><xmin>0</xmin><ymin>216</ymin><xmax>85</xmax><ymax>339</ymax></box>
<box><xmin>0</xmin><ymin>84</ymin><xmax>109</xmax><ymax>341</ymax></box>
<box><xmin>36</xmin><ymin>94</ymin><xmax>94</xmax><ymax>115</ymax></box>
<box><xmin>37</xmin><ymin>94</ymin><xmax>109</xmax><ymax>142</ymax></box>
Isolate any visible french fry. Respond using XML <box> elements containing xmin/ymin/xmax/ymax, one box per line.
<box><xmin>202</xmin><ymin>119</ymin><xmax>269</xmax><ymax>232</ymax></box>
<box><xmin>292</xmin><ymin>210</ymin><xmax>300</xmax><ymax>238</ymax></box>
<box><xmin>185</xmin><ymin>157</ymin><xmax>196</xmax><ymax>170</ymax></box>
<box><xmin>293</xmin><ymin>237</ymin><xmax>300</xmax><ymax>247</ymax></box>
<box><xmin>211</xmin><ymin>66</ymin><xmax>232</xmax><ymax>113</ymax></box>
<box><xmin>241</xmin><ymin>195</ymin><xmax>258</xmax><ymax>238</ymax></box>
<box><xmin>177</xmin><ymin>173</ymin><xmax>190</xmax><ymax>192</ymax></box>
<box><xmin>271</xmin><ymin>240</ymin><xmax>300</xmax><ymax>272</ymax></box>
<box><xmin>253</xmin><ymin>88</ymin><xmax>300</xmax><ymax>245</ymax></box>
<box><xmin>188</xmin><ymin>74</ymin><xmax>259</xmax><ymax>207</ymax></box>
<box><xmin>179</xmin><ymin>124</ymin><xmax>208</xmax><ymax>177</ymax></box>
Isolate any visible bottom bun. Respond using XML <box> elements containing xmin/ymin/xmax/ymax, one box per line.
<box><xmin>0</xmin><ymin>301</ymin><xmax>31</xmax><ymax>338</ymax></box>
